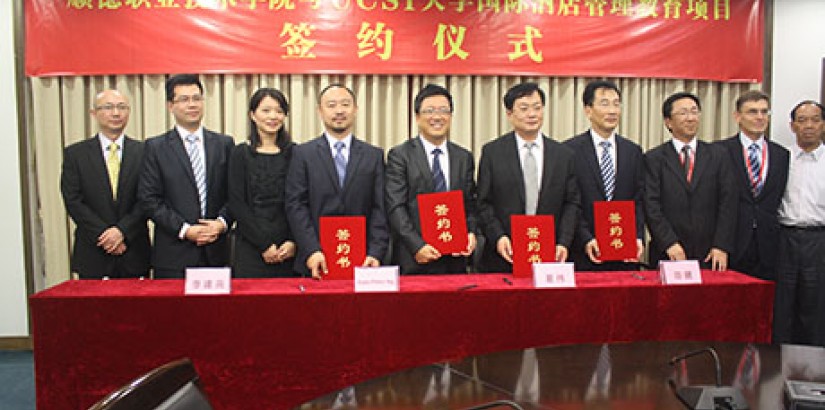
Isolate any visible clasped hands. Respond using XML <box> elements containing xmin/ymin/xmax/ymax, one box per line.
<box><xmin>98</xmin><ymin>226</ymin><xmax>126</xmax><ymax>255</ymax></box>
<box><xmin>185</xmin><ymin>219</ymin><xmax>225</xmax><ymax>246</ymax></box>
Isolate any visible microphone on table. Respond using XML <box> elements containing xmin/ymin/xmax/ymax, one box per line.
<box><xmin>667</xmin><ymin>347</ymin><xmax>749</xmax><ymax>410</ymax></box>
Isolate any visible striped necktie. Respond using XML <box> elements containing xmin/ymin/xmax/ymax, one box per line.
<box><xmin>185</xmin><ymin>134</ymin><xmax>207</xmax><ymax>217</ymax></box>
<box><xmin>334</xmin><ymin>141</ymin><xmax>347</xmax><ymax>188</ymax></box>
<box><xmin>599</xmin><ymin>141</ymin><xmax>615</xmax><ymax>200</ymax></box>
<box><xmin>748</xmin><ymin>143</ymin><xmax>763</xmax><ymax>196</ymax></box>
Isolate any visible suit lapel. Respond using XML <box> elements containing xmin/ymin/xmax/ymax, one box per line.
<box><xmin>760</xmin><ymin>142</ymin><xmax>782</xmax><ymax>199</ymax></box>
<box><xmin>446</xmin><ymin>141</ymin><xmax>463</xmax><ymax>191</ymax></box>
<box><xmin>663</xmin><ymin>143</ymin><xmax>691</xmax><ymax>191</ymax></box>
<box><xmin>727</xmin><ymin>139</ymin><xmax>754</xmax><ymax>199</ymax></box>
<box><xmin>203</xmin><ymin>130</ymin><xmax>219</xmax><ymax>196</ymax></box>
<box><xmin>314</xmin><ymin>136</ymin><xmax>341</xmax><ymax>192</ymax></box>
<box><xmin>411</xmin><ymin>138</ymin><xmax>434</xmax><ymax>190</ymax></box>
<box><xmin>538</xmin><ymin>136</ymin><xmax>555</xmax><ymax>201</ymax></box>
<box><xmin>583</xmin><ymin>135</ymin><xmax>607</xmax><ymax>199</ymax></box>
<box><xmin>118</xmin><ymin>136</ymin><xmax>139</xmax><ymax>203</ymax></box>
<box><xmin>690</xmin><ymin>142</ymin><xmax>709</xmax><ymax>189</ymax></box>
<box><xmin>345</xmin><ymin>137</ymin><xmax>365</xmax><ymax>191</ymax></box>
<box><xmin>86</xmin><ymin>137</ymin><xmax>116</xmax><ymax>202</ymax></box>
<box><xmin>167</xmin><ymin>129</ymin><xmax>197</xmax><ymax>186</ymax></box>
<box><xmin>503</xmin><ymin>133</ymin><xmax>525</xmax><ymax>206</ymax></box>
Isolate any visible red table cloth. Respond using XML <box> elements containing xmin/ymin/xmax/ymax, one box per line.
<box><xmin>30</xmin><ymin>270</ymin><xmax>773</xmax><ymax>409</ymax></box>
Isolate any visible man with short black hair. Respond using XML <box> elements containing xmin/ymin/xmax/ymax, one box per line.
<box><xmin>644</xmin><ymin>92</ymin><xmax>737</xmax><ymax>270</ymax></box>
<box><xmin>385</xmin><ymin>84</ymin><xmax>478</xmax><ymax>274</ymax></box>
<box><xmin>139</xmin><ymin>74</ymin><xmax>235</xmax><ymax>278</ymax></box>
<box><xmin>477</xmin><ymin>82</ymin><xmax>580</xmax><ymax>273</ymax></box>
<box><xmin>564</xmin><ymin>80</ymin><xmax>645</xmax><ymax>271</ymax></box>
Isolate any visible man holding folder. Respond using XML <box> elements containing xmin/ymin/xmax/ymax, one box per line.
<box><xmin>385</xmin><ymin>84</ymin><xmax>477</xmax><ymax>274</ymax></box>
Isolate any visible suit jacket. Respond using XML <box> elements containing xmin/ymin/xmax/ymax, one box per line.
<box><xmin>385</xmin><ymin>137</ymin><xmax>478</xmax><ymax>274</ymax></box>
<box><xmin>564</xmin><ymin>131</ymin><xmax>645</xmax><ymax>270</ymax></box>
<box><xmin>718</xmin><ymin>135</ymin><xmax>790</xmax><ymax>279</ymax></box>
<box><xmin>138</xmin><ymin>128</ymin><xmax>235</xmax><ymax>275</ymax></box>
<box><xmin>61</xmin><ymin>135</ymin><xmax>150</xmax><ymax>278</ymax></box>
<box><xmin>644</xmin><ymin>140</ymin><xmax>738</xmax><ymax>266</ymax></box>
<box><xmin>477</xmin><ymin>132</ymin><xmax>581</xmax><ymax>273</ymax></box>
<box><xmin>285</xmin><ymin>135</ymin><xmax>389</xmax><ymax>275</ymax></box>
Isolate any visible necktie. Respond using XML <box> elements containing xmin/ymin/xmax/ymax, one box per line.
<box><xmin>748</xmin><ymin>143</ymin><xmax>763</xmax><ymax>196</ymax></box>
<box><xmin>334</xmin><ymin>141</ymin><xmax>347</xmax><ymax>188</ymax></box>
<box><xmin>523</xmin><ymin>142</ymin><xmax>538</xmax><ymax>215</ymax></box>
<box><xmin>185</xmin><ymin>134</ymin><xmax>207</xmax><ymax>217</ymax></box>
<box><xmin>681</xmin><ymin>145</ymin><xmax>693</xmax><ymax>183</ymax></box>
<box><xmin>107</xmin><ymin>143</ymin><xmax>120</xmax><ymax>200</ymax></box>
<box><xmin>599</xmin><ymin>141</ymin><xmax>615</xmax><ymax>200</ymax></box>
<box><xmin>432</xmin><ymin>148</ymin><xmax>447</xmax><ymax>192</ymax></box>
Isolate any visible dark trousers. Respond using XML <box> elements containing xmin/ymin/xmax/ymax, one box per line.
<box><xmin>152</xmin><ymin>248</ymin><xmax>211</xmax><ymax>279</ymax></box>
<box><xmin>773</xmin><ymin>226</ymin><xmax>825</xmax><ymax>346</ymax></box>
<box><xmin>731</xmin><ymin>229</ymin><xmax>776</xmax><ymax>281</ymax></box>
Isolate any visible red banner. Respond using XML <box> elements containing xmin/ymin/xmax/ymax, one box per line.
<box><xmin>26</xmin><ymin>1</ymin><xmax>763</xmax><ymax>81</ymax></box>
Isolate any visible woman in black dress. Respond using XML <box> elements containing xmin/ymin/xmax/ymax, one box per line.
<box><xmin>228</xmin><ymin>88</ymin><xmax>297</xmax><ymax>277</ymax></box>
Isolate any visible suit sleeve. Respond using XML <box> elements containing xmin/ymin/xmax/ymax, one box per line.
<box><xmin>644</xmin><ymin>151</ymin><xmax>679</xmax><ymax>249</ymax></box>
<box><xmin>60</xmin><ymin>146</ymin><xmax>109</xmax><ymax>241</ymax></box>
<box><xmin>712</xmin><ymin>147</ymin><xmax>738</xmax><ymax>253</ymax></box>
<box><xmin>285</xmin><ymin>146</ymin><xmax>321</xmax><ymax>256</ymax></box>
<box><xmin>556</xmin><ymin>153</ymin><xmax>581</xmax><ymax>248</ymax></box>
<box><xmin>138</xmin><ymin>140</ymin><xmax>187</xmax><ymax>236</ymax></box>
<box><xmin>385</xmin><ymin>146</ymin><xmax>426</xmax><ymax>254</ymax></box>
<box><xmin>367</xmin><ymin>149</ymin><xmax>389</xmax><ymax>260</ymax></box>
<box><xmin>228</xmin><ymin>145</ymin><xmax>276</xmax><ymax>252</ymax></box>
<box><xmin>477</xmin><ymin>145</ymin><xmax>506</xmax><ymax>243</ymax></box>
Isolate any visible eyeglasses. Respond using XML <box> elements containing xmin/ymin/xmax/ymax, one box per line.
<box><xmin>96</xmin><ymin>104</ymin><xmax>130</xmax><ymax>112</ymax></box>
<box><xmin>672</xmin><ymin>109</ymin><xmax>700</xmax><ymax>118</ymax></box>
<box><xmin>173</xmin><ymin>95</ymin><xmax>204</xmax><ymax>104</ymax></box>
<box><xmin>420</xmin><ymin>107</ymin><xmax>452</xmax><ymax>116</ymax></box>
<box><xmin>743</xmin><ymin>108</ymin><xmax>771</xmax><ymax>116</ymax></box>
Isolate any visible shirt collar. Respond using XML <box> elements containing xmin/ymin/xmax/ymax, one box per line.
<box><xmin>98</xmin><ymin>133</ymin><xmax>125</xmax><ymax>150</ymax></box>
<box><xmin>325</xmin><ymin>132</ymin><xmax>353</xmax><ymax>150</ymax></box>
<box><xmin>738</xmin><ymin>132</ymin><xmax>764</xmax><ymax>149</ymax></box>
<box><xmin>176</xmin><ymin>125</ymin><xmax>203</xmax><ymax>141</ymax></box>
<box><xmin>419</xmin><ymin>135</ymin><xmax>447</xmax><ymax>155</ymax></box>
<box><xmin>792</xmin><ymin>143</ymin><xmax>825</xmax><ymax>160</ymax></box>
<box><xmin>515</xmin><ymin>132</ymin><xmax>543</xmax><ymax>149</ymax></box>
<box><xmin>589</xmin><ymin>129</ymin><xmax>616</xmax><ymax>149</ymax></box>
<box><xmin>671</xmin><ymin>137</ymin><xmax>697</xmax><ymax>154</ymax></box>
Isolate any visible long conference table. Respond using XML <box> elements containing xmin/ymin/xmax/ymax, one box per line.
<box><xmin>30</xmin><ymin>270</ymin><xmax>773</xmax><ymax>409</ymax></box>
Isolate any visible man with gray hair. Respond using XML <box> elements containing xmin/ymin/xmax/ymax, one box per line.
<box><xmin>61</xmin><ymin>89</ymin><xmax>150</xmax><ymax>278</ymax></box>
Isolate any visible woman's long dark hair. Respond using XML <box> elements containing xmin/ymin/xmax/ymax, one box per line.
<box><xmin>248</xmin><ymin>88</ymin><xmax>291</xmax><ymax>149</ymax></box>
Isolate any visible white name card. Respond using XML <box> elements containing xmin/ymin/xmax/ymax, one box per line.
<box><xmin>354</xmin><ymin>266</ymin><xmax>400</xmax><ymax>292</ymax></box>
<box><xmin>659</xmin><ymin>260</ymin><xmax>702</xmax><ymax>285</ymax></box>
<box><xmin>532</xmin><ymin>262</ymin><xmax>576</xmax><ymax>288</ymax></box>
<box><xmin>184</xmin><ymin>267</ymin><xmax>232</xmax><ymax>295</ymax></box>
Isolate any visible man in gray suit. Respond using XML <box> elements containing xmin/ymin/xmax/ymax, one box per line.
<box><xmin>61</xmin><ymin>89</ymin><xmax>150</xmax><ymax>279</ymax></box>
<box><xmin>139</xmin><ymin>74</ymin><xmax>235</xmax><ymax>279</ymax></box>
<box><xmin>385</xmin><ymin>84</ymin><xmax>478</xmax><ymax>274</ymax></box>
<box><xmin>286</xmin><ymin>84</ymin><xmax>389</xmax><ymax>279</ymax></box>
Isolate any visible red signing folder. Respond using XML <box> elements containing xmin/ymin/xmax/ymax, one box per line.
<box><xmin>593</xmin><ymin>200</ymin><xmax>637</xmax><ymax>261</ymax></box>
<box><xmin>417</xmin><ymin>190</ymin><xmax>468</xmax><ymax>254</ymax></box>
<box><xmin>511</xmin><ymin>215</ymin><xmax>555</xmax><ymax>278</ymax></box>
<box><xmin>319</xmin><ymin>216</ymin><xmax>366</xmax><ymax>280</ymax></box>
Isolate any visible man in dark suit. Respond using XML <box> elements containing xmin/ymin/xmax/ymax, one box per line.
<box><xmin>385</xmin><ymin>84</ymin><xmax>478</xmax><ymax>274</ymax></box>
<box><xmin>644</xmin><ymin>92</ymin><xmax>737</xmax><ymax>270</ymax></box>
<box><xmin>61</xmin><ymin>89</ymin><xmax>150</xmax><ymax>279</ymax></box>
<box><xmin>138</xmin><ymin>74</ymin><xmax>235</xmax><ymax>279</ymax></box>
<box><xmin>477</xmin><ymin>82</ymin><xmax>581</xmax><ymax>273</ymax></box>
<box><xmin>564</xmin><ymin>80</ymin><xmax>645</xmax><ymax>271</ymax></box>
<box><xmin>286</xmin><ymin>84</ymin><xmax>389</xmax><ymax>279</ymax></box>
<box><xmin>717</xmin><ymin>90</ymin><xmax>789</xmax><ymax>280</ymax></box>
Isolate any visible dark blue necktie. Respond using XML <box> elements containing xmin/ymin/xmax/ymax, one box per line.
<box><xmin>432</xmin><ymin>148</ymin><xmax>447</xmax><ymax>192</ymax></box>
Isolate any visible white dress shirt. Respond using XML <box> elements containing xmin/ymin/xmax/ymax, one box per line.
<box><xmin>515</xmin><ymin>132</ymin><xmax>544</xmax><ymax>185</ymax></box>
<box><xmin>419</xmin><ymin>136</ymin><xmax>450</xmax><ymax>190</ymax></box>
<box><xmin>778</xmin><ymin>143</ymin><xmax>825</xmax><ymax>227</ymax></box>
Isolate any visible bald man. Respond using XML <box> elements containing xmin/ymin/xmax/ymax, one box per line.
<box><xmin>61</xmin><ymin>89</ymin><xmax>150</xmax><ymax>278</ymax></box>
